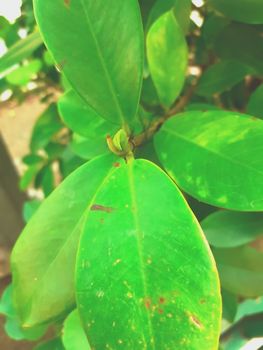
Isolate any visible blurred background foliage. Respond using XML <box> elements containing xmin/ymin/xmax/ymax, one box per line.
<box><xmin>0</xmin><ymin>0</ymin><xmax>263</xmax><ymax>349</ymax></box>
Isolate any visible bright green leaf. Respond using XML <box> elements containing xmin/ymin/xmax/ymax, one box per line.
<box><xmin>62</xmin><ymin>310</ymin><xmax>90</xmax><ymax>350</ymax></box>
<box><xmin>202</xmin><ymin>211</ymin><xmax>263</xmax><ymax>248</ymax></box>
<box><xmin>0</xmin><ymin>31</ymin><xmax>42</xmax><ymax>76</ymax></box>
<box><xmin>196</xmin><ymin>61</ymin><xmax>251</xmax><ymax>97</ymax></box>
<box><xmin>208</xmin><ymin>0</ymin><xmax>263</xmax><ymax>24</ymax></box>
<box><xmin>6</xmin><ymin>59</ymin><xmax>42</xmax><ymax>86</ymax></box>
<box><xmin>33</xmin><ymin>0</ymin><xmax>144</xmax><ymax>126</ymax></box>
<box><xmin>247</xmin><ymin>84</ymin><xmax>263</xmax><ymax>119</ymax></box>
<box><xmin>58</xmin><ymin>90</ymin><xmax>118</xmax><ymax>139</ymax></box>
<box><xmin>76</xmin><ymin>159</ymin><xmax>221</xmax><ymax>349</ymax></box>
<box><xmin>70</xmin><ymin>133</ymin><xmax>109</xmax><ymax>160</ymax></box>
<box><xmin>11</xmin><ymin>154</ymin><xmax>118</xmax><ymax>326</ymax></box>
<box><xmin>213</xmin><ymin>246</ymin><xmax>263</xmax><ymax>297</ymax></box>
<box><xmin>147</xmin><ymin>11</ymin><xmax>188</xmax><ymax>107</ymax></box>
<box><xmin>155</xmin><ymin>110</ymin><xmax>263</xmax><ymax>211</ymax></box>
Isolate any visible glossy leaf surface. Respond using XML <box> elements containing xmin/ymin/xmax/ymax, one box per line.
<box><xmin>155</xmin><ymin>110</ymin><xmax>263</xmax><ymax>211</ymax></box>
<box><xmin>33</xmin><ymin>0</ymin><xmax>144</xmax><ymax>126</ymax></box>
<box><xmin>76</xmin><ymin>159</ymin><xmax>221</xmax><ymax>349</ymax></box>
<box><xmin>213</xmin><ymin>246</ymin><xmax>263</xmax><ymax>297</ymax></box>
<box><xmin>202</xmin><ymin>211</ymin><xmax>263</xmax><ymax>248</ymax></box>
<box><xmin>196</xmin><ymin>61</ymin><xmax>251</xmax><ymax>97</ymax></box>
<box><xmin>208</xmin><ymin>0</ymin><xmax>263</xmax><ymax>24</ymax></box>
<box><xmin>62</xmin><ymin>310</ymin><xmax>90</xmax><ymax>350</ymax></box>
<box><xmin>147</xmin><ymin>11</ymin><xmax>188</xmax><ymax>107</ymax></box>
<box><xmin>11</xmin><ymin>154</ymin><xmax>118</xmax><ymax>326</ymax></box>
<box><xmin>247</xmin><ymin>84</ymin><xmax>263</xmax><ymax>119</ymax></box>
<box><xmin>0</xmin><ymin>31</ymin><xmax>42</xmax><ymax>76</ymax></box>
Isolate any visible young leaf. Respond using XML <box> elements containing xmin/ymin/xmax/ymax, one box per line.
<box><xmin>33</xmin><ymin>0</ymin><xmax>144</xmax><ymax>126</ymax></box>
<box><xmin>202</xmin><ymin>211</ymin><xmax>263</xmax><ymax>248</ymax></box>
<box><xmin>147</xmin><ymin>11</ymin><xmax>188</xmax><ymax>108</ymax></box>
<box><xmin>213</xmin><ymin>246</ymin><xmax>263</xmax><ymax>297</ymax></box>
<box><xmin>6</xmin><ymin>59</ymin><xmax>42</xmax><ymax>86</ymax></box>
<box><xmin>247</xmin><ymin>84</ymin><xmax>263</xmax><ymax>119</ymax></box>
<box><xmin>155</xmin><ymin>110</ymin><xmax>263</xmax><ymax>211</ymax></box>
<box><xmin>11</xmin><ymin>154</ymin><xmax>118</xmax><ymax>326</ymax></box>
<box><xmin>76</xmin><ymin>159</ymin><xmax>221</xmax><ymax>349</ymax></box>
<box><xmin>58</xmin><ymin>90</ymin><xmax>118</xmax><ymax>139</ymax></box>
<box><xmin>62</xmin><ymin>310</ymin><xmax>90</xmax><ymax>350</ymax></box>
<box><xmin>207</xmin><ymin>0</ymin><xmax>263</xmax><ymax>24</ymax></box>
<box><xmin>196</xmin><ymin>60</ymin><xmax>251</xmax><ymax>97</ymax></box>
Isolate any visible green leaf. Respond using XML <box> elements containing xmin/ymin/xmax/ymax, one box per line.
<box><xmin>19</xmin><ymin>164</ymin><xmax>43</xmax><ymax>191</ymax></box>
<box><xmin>76</xmin><ymin>159</ymin><xmax>221</xmax><ymax>349</ymax></box>
<box><xmin>247</xmin><ymin>84</ymin><xmax>263</xmax><ymax>119</ymax></box>
<box><xmin>58</xmin><ymin>90</ymin><xmax>118</xmax><ymax>139</ymax></box>
<box><xmin>155</xmin><ymin>110</ymin><xmax>263</xmax><ymax>211</ymax></box>
<box><xmin>147</xmin><ymin>0</ymin><xmax>191</xmax><ymax>34</ymax></box>
<box><xmin>208</xmin><ymin>0</ymin><xmax>263</xmax><ymax>24</ymax></box>
<box><xmin>235</xmin><ymin>297</ymin><xmax>263</xmax><ymax>323</ymax></box>
<box><xmin>33</xmin><ymin>338</ymin><xmax>65</xmax><ymax>350</ymax></box>
<box><xmin>30</xmin><ymin>104</ymin><xmax>63</xmax><ymax>153</ymax></box>
<box><xmin>214</xmin><ymin>23</ymin><xmax>263</xmax><ymax>75</ymax></box>
<box><xmin>0</xmin><ymin>31</ymin><xmax>43</xmax><ymax>76</ymax></box>
<box><xmin>222</xmin><ymin>289</ymin><xmax>237</xmax><ymax>323</ymax></box>
<box><xmin>147</xmin><ymin>11</ymin><xmax>188</xmax><ymax>108</ymax></box>
<box><xmin>70</xmin><ymin>133</ymin><xmax>109</xmax><ymax>160</ymax></box>
<box><xmin>213</xmin><ymin>246</ymin><xmax>263</xmax><ymax>297</ymax></box>
<box><xmin>34</xmin><ymin>0</ymin><xmax>144</xmax><ymax>126</ymax></box>
<box><xmin>6</xmin><ymin>59</ymin><xmax>42</xmax><ymax>86</ymax></box>
<box><xmin>23</xmin><ymin>200</ymin><xmax>42</xmax><ymax>223</ymax></box>
<box><xmin>62</xmin><ymin>310</ymin><xmax>90</xmax><ymax>350</ymax></box>
<box><xmin>11</xmin><ymin>154</ymin><xmax>118</xmax><ymax>326</ymax></box>
<box><xmin>202</xmin><ymin>211</ymin><xmax>263</xmax><ymax>248</ymax></box>
<box><xmin>220</xmin><ymin>331</ymin><xmax>247</xmax><ymax>350</ymax></box>
<box><xmin>0</xmin><ymin>285</ymin><xmax>46</xmax><ymax>341</ymax></box>
<box><xmin>196</xmin><ymin>60</ymin><xmax>251</xmax><ymax>97</ymax></box>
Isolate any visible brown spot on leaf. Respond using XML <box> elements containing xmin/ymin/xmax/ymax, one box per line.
<box><xmin>158</xmin><ymin>308</ymin><xmax>164</xmax><ymax>314</ymax></box>
<box><xmin>188</xmin><ymin>313</ymin><xmax>203</xmax><ymax>329</ymax></box>
<box><xmin>159</xmin><ymin>297</ymin><xmax>166</xmax><ymax>304</ymax></box>
<box><xmin>91</xmin><ymin>204</ymin><xmax>114</xmax><ymax>213</ymax></box>
<box><xmin>113</xmin><ymin>162</ymin><xmax>121</xmax><ymax>168</ymax></box>
<box><xmin>199</xmin><ymin>299</ymin><xmax>206</xmax><ymax>304</ymax></box>
<box><xmin>64</xmin><ymin>0</ymin><xmax>70</xmax><ymax>7</ymax></box>
<box><xmin>143</xmin><ymin>298</ymin><xmax>151</xmax><ymax>310</ymax></box>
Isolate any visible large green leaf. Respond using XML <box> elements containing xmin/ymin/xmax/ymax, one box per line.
<box><xmin>196</xmin><ymin>60</ymin><xmax>251</xmax><ymax>97</ymax></box>
<box><xmin>155</xmin><ymin>110</ymin><xmax>263</xmax><ymax>211</ymax></box>
<box><xmin>33</xmin><ymin>0</ymin><xmax>144</xmax><ymax>126</ymax></box>
<box><xmin>0</xmin><ymin>31</ymin><xmax>42</xmax><ymax>76</ymax></box>
<box><xmin>76</xmin><ymin>159</ymin><xmax>221</xmax><ymax>349</ymax></box>
<box><xmin>147</xmin><ymin>11</ymin><xmax>188</xmax><ymax>108</ymax></box>
<box><xmin>58</xmin><ymin>91</ymin><xmax>118</xmax><ymax>139</ymax></box>
<box><xmin>214</xmin><ymin>23</ymin><xmax>263</xmax><ymax>75</ymax></box>
<box><xmin>62</xmin><ymin>310</ymin><xmax>90</xmax><ymax>350</ymax></box>
<box><xmin>11</xmin><ymin>154</ymin><xmax>118</xmax><ymax>326</ymax></box>
<box><xmin>213</xmin><ymin>246</ymin><xmax>263</xmax><ymax>297</ymax></box>
<box><xmin>70</xmin><ymin>133</ymin><xmax>109</xmax><ymax>160</ymax></box>
<box><xmin>202</xmin><ymin>211</ymin><xmax>263</xmax><ymax>248</ymax></box>
<box><xmin>247</xmin><ymin>84</ymin><xmax>263</xmax><ymax>119</ymax></box>
<box><xmin>208</xmin><ymin>0</ymin><xmax>263</xmax><ymax>24</ymax></box>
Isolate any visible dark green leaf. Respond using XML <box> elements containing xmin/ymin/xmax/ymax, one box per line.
<box><xmin>76</xmin><ymin>159</ymin><xmax>221</xmax><ymax>349</ymax></box>
<box><xmin>0</xmin><ymin>31</ymin><xmax>42</xmax><ymax>76</ymax></box>
<box><xmin>235</xmin><ymin>297</ymin><xmax>263</xmax><ymax>323</ymax></box>
<box><xmin>213</xmin><ymin>246</ymin><xmax>263</xmax><ymax>297</ymax></box>
<box><xmin>222</xmin><ymin>289</ymin><xmax>238</xmax><ymax>323</ymax></box>
<box><xmin>247</xmin><ymin>84</ymin><xmax>263</xmax><ymax>119</ymax></box>
<box><xmin>208</xmin><ymin>0</ymin><xmax>263</xmax><ymax>24</ymax></box>
<box><xmin>202</xmin><ymin>211</ymin><xmax>263</xmax><ymax>248</ymax></box>
<box><xmin>11</xmin><ymin>154</ymin><xmax>118</xmax><ymax>326</ymax></box>
<box><xmin>214</xmin><ymin>23</ymin><xmax>263</xmax><ymax>75</ymax></box>
<box><xmin>58</xmin><ymin>90</ymin><xmax>118</xmax><ymax>139</ymax></box>
<box><xmin>155</xmin><ymin>110</ymin><xmax>263</xmax><ymax>211</ymax></box>
<box><xmin>33</xmin><ymin>338</ymin><xmax>65</xmax><ymax>350</ymax></box>
<box><xmin>147</xmin><ymin>11</ymin><xmax>188</xmax><ymax>107</ymax></box>
<box><xmin>30</xmin><ymin>104</ymin><xmax>63</xmax><ymax>153</ymax></box>
<box><xmin>34</xmin><ymin>0</ymin><xmax>144</xmax><ymax>126</ymax></box>
<box><xmin>196</xmin><ymin>61</ymin><xmax>251</xmax><ymax>97</ymax></box>
<box><xmin>62</xmin><ymin>310</ymin><xmax>90</xmax><ymax>350</ymax></box>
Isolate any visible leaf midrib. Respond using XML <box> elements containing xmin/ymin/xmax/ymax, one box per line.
<box><xmin>162</xmin><ymin>124</ymin><xmax>263</xmax><ymax>177</ymax></box>
<box><xmin>79</xmin><ymin>0</ymin><xmax>126</xmax><ymax>126</ymax></box>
